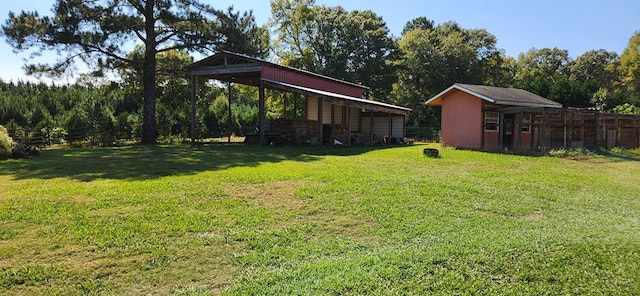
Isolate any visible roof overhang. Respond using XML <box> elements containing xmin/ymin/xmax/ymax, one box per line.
<box><xmin>425</xmin><ymin>84</ymin><xmax>562</xmax><ymax>108</ymax></box>
<box><xmin>425</xmin><ymin>84</ymin><xmax>494</xmax><ymax>106</ymax></box>
<box><xmin>263</xmin><ymin>79</ymin><xmax>411</xmax><ymax>116</ymax></box>
<box><xmin>185</xmin><ymin>51</ymin><xmax>370</xmax><ymax>90</ymax></box>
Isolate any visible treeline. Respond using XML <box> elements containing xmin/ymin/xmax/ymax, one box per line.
<box><xmin>269</xmin><ymin>2</ymin><xmax>640</xmax><ymax>127</ymax></box>
<box><xmin>1</xmin><ymin>0</ymin><xmax>639</xmax><ymax>146</ymax></box>
<box><xmin>0</xmin><ymin>78</ymin><xmax>262</xmax><ymax>146</ymax></box>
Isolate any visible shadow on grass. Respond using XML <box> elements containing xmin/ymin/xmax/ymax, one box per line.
<box><xmin>591</xmin><ymin>147</ymin><xmax>640</xmax><ymax>162</ymax></box>
<box><xmin>0</xmin><ymin>143</ymin><xmax>399</xmax><ymax>182</ymax></box>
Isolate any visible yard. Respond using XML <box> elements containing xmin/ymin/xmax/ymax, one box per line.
<box><xmin>0</xmin><ymin>144</ymin><xmax>639</xmax><ymax>295</ymax></box>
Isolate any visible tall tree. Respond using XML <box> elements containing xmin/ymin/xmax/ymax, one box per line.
<box><xmin>515</xmin><ymin>47</ymin><xmax>571</xmax><ymax>94</ymax></box>
<box><xmin>391</xmin><ymin>18</ymin><xmax>503</xmax><ymax>126</ymax></box>
<box><xmin>2</xmin><ymin>0</ymin><xmax>268</xmax><ymax>144</ymax></box>
<box><xmin>270</xmin><ymin>0</ymin><xmax>398</xmax><ymax>101</ymax></box>
<box><xmin>569</xmin><ymin>49</ymin><xmax>621</xmax><ymax>92</ymax></box>
<box><xmin>620</xmin><ymin>31</ymin><xmax>640</xmax><ymax>100</ymax></box>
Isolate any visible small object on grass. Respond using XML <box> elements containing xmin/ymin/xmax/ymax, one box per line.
<box><xmin>423</xmin><ymin>148</ymin><xmax>440</xmax><ymax>158</ymax></box>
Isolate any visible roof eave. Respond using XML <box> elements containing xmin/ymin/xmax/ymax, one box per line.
<box><xmin>493</xmin><ymin>100</ymin><xmax>563</xmax><ymax>108</ymax></box>
<box><xmin>425</xmin><ymin>83</ymin><xmax>497</xmax><ymax>105</ymax></box>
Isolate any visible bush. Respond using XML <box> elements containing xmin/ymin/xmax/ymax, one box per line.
<box><xmin>548</xmin><ymin>147</ymin><xmax>595</xmax><ymax>157</ymax></box>
<box><xmin>11</xmin><ymin>142</ymin><xmax>39</xmax><ymax>158</ymax></box>
<box><xmin>0</xmin><ymin>125</ymin><xmax>13</xmax><ymax>159</ymax></box>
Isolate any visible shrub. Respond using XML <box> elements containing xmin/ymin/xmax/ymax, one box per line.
<box><xmin>548</xmin><ymin>147</ymin><xmax>595</xmax><ymax>157</ymax></box>
<box><xmin>0</xmin><ymin>125</ymin><xmax>13</xmax><ymax>159</ymax></box>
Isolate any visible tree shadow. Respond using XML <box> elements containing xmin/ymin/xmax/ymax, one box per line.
<box><xmin>0</xmin><ymin>144</ymin><xmax>401</xmax><ymax>182</ymax></box>
<box><xmin>590</xmin><ymin>147</ymin><xmax>640</xmax><ymax>162</ymax></box>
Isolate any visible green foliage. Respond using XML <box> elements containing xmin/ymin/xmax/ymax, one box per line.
<box><xmin>391</xmin><ymin>18</ymin><xmax>501</xmax><ymax>126</ymax></box>
<box><xmin>271</xmin><ymin>0</ymin><xmax>398</xmax><ymax>101</ymax></box>
<box><xmin>2</xmin><ymin>0</ymin><xmax>269</xmax><ymax>144</ymax></box>
<box><xmin>569</xmin><ymin>49</ymin><xmax>621</xmax><ymax>92</ymax></box>
<box><xmin>548</xmin><ymin>147</ymin><xmax>595</xmax><ymax>157</ymax></box>
<box><xmin>612</xmin><ymin>103</ymin><xmax>640</xmax><ymax>114</ymax></box>
<box><xmin>0</xmin><ymin>125</ymin><xmax>12</xmax><ymax>159</ymax></box>
<box><xmin>620</xmin><ymin>31</ymin><xmax>640</xmax><ymax>98</ymax></box>
<box><xmin>549</xmin><ymin>76</ymin><xmax>589</xmax><ymax>107</ymax></box>
<box><xmin>515</xmin><ymin>47</ymin><xmax>571</xmax><ymax>92</ymax></box>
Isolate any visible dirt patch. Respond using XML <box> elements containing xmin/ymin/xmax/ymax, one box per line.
<box><xmin>518</xmin><ymin>210</ymin><xmax>544</xmax><ymax>222</ymax></box>
<box><xmin>225</xmin><ymin>180</ymin><xmax>315</xmax><ymax>211</ymax></box>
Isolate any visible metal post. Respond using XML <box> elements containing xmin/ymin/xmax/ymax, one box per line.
<box><xmin>190</xmin><ymin>75</ymin><xmax>196</xmax><ymax>147</ymax></box>
<box><xmin>516</xmin><ymin>112</ymin><xmax>522</xmax><ymax>150</ymax></box>
<box><xmin>499</xmin><ymin>112</ymin><xmax>504</xmax><ymax>150</ymax></box>
<box><xmin>259</xmin><ymin>79</ymin><xmax>265</xmax><ymax>144</ymax></box>
<box><xmin>227</xmin><ymin>82</ymin><xmax>232</xmax><ymax>143</ymax></box>
<box><xmin>318</xmin><ymin>97</ymin><xmax>324</xmax><ymax>146</ymax></box>
<box><xmin>347</xmin><ymin>107</ymin><xmax>352</xmax><ymax>147</ymax></box>
<box><xmin>369</xmin><ymin>110</ymin><xmax>374</xmax><ymax>146</ymax></box>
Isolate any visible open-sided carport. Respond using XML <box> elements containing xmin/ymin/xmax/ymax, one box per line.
<box><xmin>185</xmin><ymin>51</ymin><xmax>410</xmax><ymax>146</ymax></box>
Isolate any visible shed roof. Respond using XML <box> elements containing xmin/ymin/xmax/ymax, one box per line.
<box><xmin>185</xmin><ymin>51</ymin><xmax>410</xmax><ymax>115</ymax></box>
<box><xmin>262</xmin><ymin>79</ymin><xmax>411</xmax><ymax>115</ymax></box>
<box><xmin>185</xmin><ymin>50</ymin><xmax>369</xmax><ymax>90</ymax></box>
<box><xmin>425</xmin><ymin>83</ymin><xmax>563</xmax><ymax>108</ymax></box>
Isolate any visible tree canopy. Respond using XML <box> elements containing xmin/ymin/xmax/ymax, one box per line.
<box><xmin>2</xmin><ymin>1</ymin><xmax>640</xmax><ymax>146</ymax></box>
<box><xmin>270</xmin><ymin>0</ymin><xmax>398</xmax><ymax>100</ymax></box>
<box><xmin>2</xmin><ymin>0</ymin><xmax>269</xmax><ymax>143</ymax></box>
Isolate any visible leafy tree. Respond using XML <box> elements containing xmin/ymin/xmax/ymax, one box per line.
<box><xmin>401</xmin><ymin>17</ymin><xmax>434</xmax><ymax>35</ymax></box>
<box><xmin>620</xmin><ymin>31</ymin><xmax>640</xmax><ymax>100</ymax></box>
<box><xmin>612</xmin><ymin>103</ymin><xmax>640</xmax><ymax>114</ymax></box>
<box><xmin>515</xmin><ymin>47</ymin><xmax>571</xmax><ymax>93</ymax></box>
<box><xmin>270</xmin><ymin>0</ymin><xmax>398</xmax><ymax>101</ymax></box>
<box><xmin>569</xmin><ymin>49</ymin><xmax>621</xmax><ymax>92</ymax></box>
<box><xmin>2</xmin><ymin>0</ymin><xmax>269</xmax><ymax>144</ymax></box>
<box><xmin>590</xmin><ymin>88</ymin><xmax>610</xmax><ymax>111</ymax></box>
<box><xmin>120</xmin><ymin>47</ymin><xmax>193</xmax><ymax>139</ymax></box>
<box><xmin>549</xmin><ymin>76</ymin><xmax>588</xmax><ymax>107</ymax></box>
<box><xmin>0</xmin><ymin>125</ymin><xmax>12</xmax><ymax>159</ymax></box>
<box><xmin>479</xmin><ymin>53</ymin><xmax>517</xmax><ymax>87</ymax></box>
<box><xmin>391</xmin><ymin>18</ymin><xmax>503</xmax><ymax>126</ymax></box>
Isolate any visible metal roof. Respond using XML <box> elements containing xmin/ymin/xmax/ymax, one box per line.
<box><xmin>426</xmin><ymin>83</ymin><xmax>563</xmax><ymax>108</ymax></box>
<box><xmin>262</xmin><ymin>79</ymin><xmax>411</xmax><ymax>115</ymax></box>
<box><xmin>185</xmin><ymin>50</ymin><xmax>369</xmax><ymax>90</ymax></box>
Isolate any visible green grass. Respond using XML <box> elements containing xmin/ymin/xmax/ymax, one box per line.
<box><xmin>1</xmin><ymin>144</ymin><xmax>639</xmax><ymax>295</ymax></box>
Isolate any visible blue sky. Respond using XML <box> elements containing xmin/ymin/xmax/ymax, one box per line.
<box><xmin>1</xmin><ymin>0</ymin><xmax>638</xmax><ymax>83</ymax></box>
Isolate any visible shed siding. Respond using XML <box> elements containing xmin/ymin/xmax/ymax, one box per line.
<box><xmin>360</xmin><ymin>116</ymin><xmax>402</xmax><ymax>141</ymax></box>
<box><xmin>323</xmin><ymin>103</ymin><xmax>332</xmax><ymax>124</ymax></box>
<box><xmin>262</xmin><ymin>65</ymin><xmax>364</xmax><ymax>98</ymax></box>
<box><xmin>349</xmin><ymin>108</ymin><xmax>361</xmax><ymax>131</ymax></box>
<box><xmin>441</xmin><ymin>90</ymin><xmax>483</xmax><ymax>149</ymax></box>
<box><xmin>484</xmin><ymin>132</ymin><xmax>499</xmax><ymax>149</ymax></box>
<box><xmin>307</xmin><ymin>97</ymin><xmax>319</xmax><ymax>121</ymax></box>
<box><xmin>392</xmin><ymin>117</ymin><xmax>404</xmax><ymax>138</ymax></box>
<box><xmin>521</xmin><ymin>130</ymin><xmax>533</xmax><ymax>149</ymax></box>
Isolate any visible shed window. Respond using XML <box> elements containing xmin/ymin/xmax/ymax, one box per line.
<box><xmin>485</xmin><ymin>112</ymin><xmax>499</xmax><ymax>132</ymax></box>
<box><xmin>521</xmin><ymin>114</ymin><xmax>531</xmax><ymax>133</ymax></box>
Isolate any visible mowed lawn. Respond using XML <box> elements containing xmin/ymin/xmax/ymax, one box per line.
<box><xmin>0</xmin><ymin>144</ymin><xmax>639</xmax><ymax>295</ymax></box>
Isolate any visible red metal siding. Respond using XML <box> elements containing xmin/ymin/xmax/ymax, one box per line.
<box><xmin>441</xmin><ymin>90</ymin><xmax>483</xmax><ymax>149</ymax></box>
<box><xmin>484</xmin><ymin>132</ymin><xmax>499</xmax><ymax>149</ymax></box>
<box><xmin>261</xmin><ymin>65</ymin><xmax>364</xmax><ymax>98</ymax></box>
<box><xmin>521</xmin><ymin>131</ymin><xmax>532</xmax><ymax>149</ymax></box>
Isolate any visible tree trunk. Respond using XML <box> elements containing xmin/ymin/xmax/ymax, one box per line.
<box><xmin>141</xmin><ymin>0</ymin><xmax>157</xmax><ymax>144</ymax></box>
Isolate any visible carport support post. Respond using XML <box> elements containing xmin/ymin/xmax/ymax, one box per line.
<box><xmin>259</xmin><ymin>79</ymin><xmax>265</xmax><ymax>144</ymax></box>
<box><xmin>347</xmin><ymin>107</ymin><xmax>352</xmax><ymax>147</ymax></box>
<box><xmin>388</xmin><ymin>113</ymin><xmax>392</xmax><ymax>139</ymax></box>
<box><xmin>318</xmin><ymin>97</ymin><xmax>324</xmax><ymax>146</ymax></box>
<box><xmin>369</xmin><ymin>110</ymin><xmax>374</xmax><ymax>146</ymax></box>
<box><xmin>190</xmin><ymin>75</ymin><xmax>196</xmax><ymax>147</ymax></box>
<box><xmin>227</xmin><ymin>82</ymin><xmax>232</xmax><ymax>143</ymax></box>
<box><xmin>516</xmin><ymin>112</ymin><xmax>522</xmax><ymax>150</ymax></box>
<box><xmin>498</xmin><ymin>112</ymin><xmax>504</xmax><ymax>150</ymax></box>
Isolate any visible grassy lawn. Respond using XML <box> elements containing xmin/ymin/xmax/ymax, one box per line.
<box><xmin>1</xmin><ymin>144</ymin><xmax>639</xmax><ymax>295</ymax></box>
